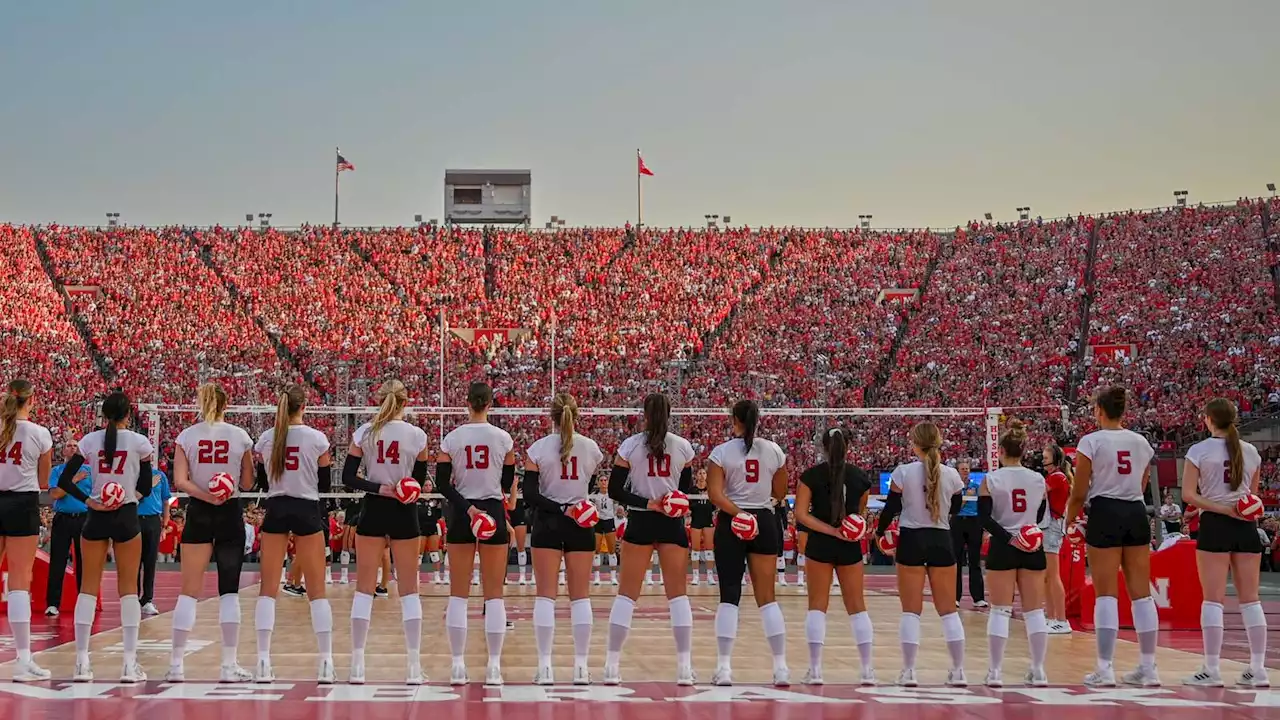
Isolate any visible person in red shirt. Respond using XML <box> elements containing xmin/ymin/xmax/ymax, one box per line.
<box><xmin>1041</xmin><ymin>445</ymin><xmax>1074</xmax><ymax>634</ymax></box>
<box><xmin>158</xmin><ymin>512</ymin><xmax>181</xmax><ymax>561</ymax></box>
<box><xmin>1183</xmin><ymin>506</ymin><xmax>1201</xmax><ymax>540</ymax></box>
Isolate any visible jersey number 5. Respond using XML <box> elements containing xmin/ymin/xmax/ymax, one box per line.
<box><xmin>1117</xmin><ymin>450</ymin><xmax>1132</xmax><ymax>475</ymax></box>
<box><xmin>745</xmin><ymin>459</ymin><xmax>760</xmax><ymax>483</ymax></box>
<box><xmin>284</xmin><ymin>447</ymin><xmax>300</xmax><ymax>471</ymax></box>
<box><xmin>1011</xmin><ymin>488</ymin><xmax>1027</xmax><ymax>512</ymax></box>
<box><xmin>197</xmin><ymin>440</ymin><xmax>230</xmax><ymax>464</ymax></box>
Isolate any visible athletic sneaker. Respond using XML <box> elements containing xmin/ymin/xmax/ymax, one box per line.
<box><xmin>690</xmin><ymin>574</ymin><xmax>700</xmax><ymax>586</ymax></box>
<box><xmin>121</xmin><ymin>661</ymin><xmax>147</xmax><ymax>683</ymax></box>
<box><xmin>349</xmin><ymin>655</ymin><xmax>366</xmax><ymax>684</ymax></box>
<box><xmin>1238</xmin><ymin>667</ymin><xmax>1271</xmax><ymax>688</ymax></box>
<box><xmin>859</xmin><ymin>666</ymin><xmax>877</xmax><ymax>686</ymax></box>
<box><xmin>1083</xmin><ymin>666</ymin><xmax>1116</xmax><ymax>688</ymax></box>
<box><xmin>533</xmin><ymin>664</ymin><xmax>554</xmax><ymax>686</ymax></box>
<box><xmin>374</xmin><ymin>586</ymin><xmax>389</xmax><ymax>598</ymax></box>
<box><xmin>897</xmin><ymin>668</ymin><xmax>918</xmax><ymax>687</ymax></box>
<box><xmin>946</xmin><ymin>668</ymin><xmax>968</xmax><ymax>687</ymax></box>
<box><xmin>406</xmin><ymin>663</ymin><xmax>427</xmax><ymax>685</ymax></box>
<box><xmin>450</xmin><ymin>661</ymin><xmax>469</xmax><ymax>685</ymax></box>
<box><xmin>220</xmin><ymin>664</ymin><xmax>253</xmax><ymax>683</ymax></box>
<box><xmin>676</xmin><ymin>664</ymin><xmax>696</xmax><ymax>687</ymax></box>
<box><xmin>803</xmin><ymin>667</ymin><xmax>824</xmax><ymax>685</ymax></box>
<box><xmin>317</xmin><ymin>657</ymin><xmax>336</xmax><ymax>684</ymax></box>
<box><xmin>12</xmin><ymin>660</ymin><xmax>52</xmax><ymax>683</ymax></box>
<box><xmin>44</xmin><ymin>606</ymin><xmax>59</xmax><ymax>618</ymax></box>
<box><xmin>142</xmin><ymin>602</ymin><xmax>159</xmax><ymax>616</ymax></box>
<box><xmin>281</xmin><ymin>584</ymin><xmax>305</xmax><ymax>598</ymax></box>
<box><xmin>164</xmin><ymin>665</ymin><xmax>186</xmax><ymax>683</ymax></box>
<box><xmin>573</xmin><ymin>663</ymin><xmax>591</xmax><ymax>685</ymax></box>
<box><xmin>711</xmin><ymin>667</ymin><xmax>733</xmax><ymax>686</ymax></box>
<box><xmin>773</xmin><ymin>667</ymin><xmax>792</xmax><ymax>687</ymax></box>
<box><xmin>973</xmin><ymin>600</ymin><xmax>990</xmax><ymax>609</ymax></box>
<box><xmin>1048</xmin><ymin>620</ymin><xmax>1073</xmax><ymax>635</ymax></box>
<box><xmin>1025</xmin><ymin>667</ymin><xmax>1049</xmax><ymax>687</ymax></box>
<box><xmin>73</xmin><ymin>659</ymin><xmax>94</xmax><ymax>683</ymax></box>
<box><xmin>1123</xmin><ymin>665</ymin><xmax>1161</xmax><ymax>687</ymax></box>
<box><xmin>1183</xmin><ymin>666</ymin><xmax>1223</xmax><ymax>687</ymax></box>
<box><xmin>708</xmin><ymin>574</ymin><xmax>718</xmax><ymax>586</ymax></box>
<box><xmin>485</xmin><ymin>663</ymin><xmax>504</xmax><ymax>686</ymax></box>
<box><xmin>603</xmin><ymin>664</ymin><xmax>622</xmax><ymax>685</ymax></box>
<box><xmin>984</xmin><ymin>668</ymin><xmax>1002</xmax><ymax>688</ymax></box>
<box><xmin>254</xmin><ymin>658</ymin><xmax>275</xmax><ymax>683</ymax></box>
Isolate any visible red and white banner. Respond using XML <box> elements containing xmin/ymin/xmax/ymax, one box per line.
<box><xmin>877</xmin><ymin>288</ymin><xmax>920</xmax><ymax>305</ymax></box>
<box><xmin>1088</xmin><ymin>342</ymin><xmax>1138</xmax><ymax>361</ymax></box>
<box><xmin>448</xmin><ymin>328</ymin><xmax>532</xmax><ymax>348</ymax></box>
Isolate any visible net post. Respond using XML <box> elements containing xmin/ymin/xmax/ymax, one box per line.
<box><xmin>984</xmin><ymin>407</ymin><xmax>1001</xmax><ymax>472</ymax></box>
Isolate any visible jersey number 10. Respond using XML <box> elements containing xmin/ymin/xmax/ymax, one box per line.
<box><xmin>647</xmin><ymin>454</ymin><xmax>672</xmax><ymax>478</ymax></box>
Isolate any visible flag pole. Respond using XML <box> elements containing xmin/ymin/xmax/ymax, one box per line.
<box><xmin>550</xmin><ymin>312</ymin><xmax>557</xmax><ymax>397</ymax></box>
<box><xmin>438</xmin><ymin>307</ymin><xmax>446</xmax><ymax>443</ymax></box>
<box><xmin>636</xmin><ymin>149</ymin><xmax>642</xmax><ymax>228</ymax></box>
<box><xmin>334</xmin><ymin>147</ymin><xmax>340</xmax><ymax>229</ymax></box>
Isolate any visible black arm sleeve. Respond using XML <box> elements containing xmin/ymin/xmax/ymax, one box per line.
<box><xmin>411</xmin><ymin>459</ymin><xmax>428</xmax><ymax>485</ymax></box>
<box><xmin>342</xmin><ymin>454</ymin><xmax>382</xmax><ymax>494</ymax></box>
<box><xmin>523</xmin><ymin>468</ymin><xmax>565</xmax><ymax>513</ymax></box>
<box><xmin>59</xmin><ymin>454</ymin><xmax>90</xmax><ymax>503</ymax></box>
<box><xmin>136</xmin><ymin>460</ymin><xmax>153</xmax><ymax>497</ymax></box>
<box><xmin>979</xmin><ymin>495</ymin><xmax>1014</xmax><ymax>544</ymax></box>
<box><xmin>435</xmin><ymin>462</ymin><xmax>468</xmax><ymax>508</ymax></box>
<box><xmin>1036</xmin><ymin>498</ymin><xmax>1047</xmax><ymax>524</ymax></box>
<box><xmin>317</xmin><ymin>465</ymin><xmax>332</xmax><ymax>494</ymax></box>
<box><xmin>609</xmin><ymin>465</ymin><xmax>650</xmax><ymax>508</ymax></box>
<box><xmin>678</xmin><ymin>467</ymin><xmax>693</xmax><ymax>494</ymax></box>
<box><xmin>501</xmin><ymin>464</ymin><xmax>516</xmax><ymax>493</ymax></box>
<box><xmin>876</xmin><ymin>490</ymin><xmax>903</xmax><ymax>535</ymax></box>
<box><xmin>949</xmin><ymin>492</ymin><xmax>964</xmax><ymax>516</ymax></box>
<box><xmin>255</xmin><ymin>463</ymin><xmax>268</xmax><ymax>491</ymax></box>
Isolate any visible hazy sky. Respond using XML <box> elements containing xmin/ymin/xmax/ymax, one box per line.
<box><xmin>2</xmin><ymin>1</ymin><xmax>1277</xmax><ymax>229</ymax></box>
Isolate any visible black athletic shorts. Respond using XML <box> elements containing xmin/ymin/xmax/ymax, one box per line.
<box><xmin>445</xmin><ymin>498</ymin><xmax>510</xmax><ymax>546</ymax></box>
<box><xmin>0</xmin><ymin>491</ymin><xmax>40</xmax><ymax>537</ymax></box>
<box><xmin>803</xmin><ymin>529</ymin><xmax>864</xmax><ymax>566</ymax></box>
<box><xmin>1085</xmin><ymin>497</ymin><xmax>1151</xmax><ymax>549</ymax></box>
<box><xmin>689</xmin><ymin>501</ymin><xmax>714</xmax><ymax>530</ymax></box>
<box><xmin>1196</xmin><ymin>510</ymin><xmax>1264</xmax><ymax>554</ymax></box>
<box><xmin>418</xmin><ymin>503</ymin><xmax>440</xmax><ymax>536</ymax></box>
<box><xmin>985</xmin><ymin>538</ymin><xmax>1047</xmax><ymax>571</ymax></box>
<box><xmin>83</xmin><ymin>503</ymin><xmax>141</xmax><ymax>543</ymax></box>
<box><xmin>714</xmin><ymin>508</ymin><xmax>781</xmax><ymax>557</ymax></box>
<box><xmin>509</xmin><ymin>499</ymin><xmax>528</xmax><ymax>528</ymax></box>
<box><xmin>531</xmin><ymin>507</ymin><xmax>596</xmax><ymax>553</ymax></box>
<box><xmin>622</xmin><ymin>510</ymin><xmax>689</xmax><ymax>547</ymax></box>
<box><xmin>356</xmin><ymin>494</ymin><xmax>421</xmax><ymax>541</ymax></box>
<box><xmin>894</xmin><ymin>527</ymin><xmax>956</xmax><ymax>568</ymax></box>
<box><xmin>182</xmin><ymin>497</ymin><xmax>246</xmax><ymax>546</ymax></box>
<box><xmin>594</xmin><ymin>518</ymin><xmax>617</xmax><ymax>534</ymax></box>
<box><xmin>261</xmin><ymin>495</ymin><xmax>325</xmax><ymax>537</ymax></box>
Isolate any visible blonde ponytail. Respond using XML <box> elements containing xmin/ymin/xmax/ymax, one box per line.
<box><xmin>911</xmin><ymin>421</ymin><xmax>944</xmax><ymax>523</ymax></box>
<box><xmin>0</xmin><ymin>380</ymin><xmax>33</xmax><ymax>451</ymax></box>
<box><xmin>197</xmin><ymin>382</ymin><xmax>229</xmax><ymax>425</ymax></box>
<box><xmin>366</xmin><ymin>380</ymin><xmax>408</xmax><ymax>451</ymax></box>
<box><xmin>270</xmin><ymin>385</ymin><xmax>307</xmax><ymax>481</ymax></box>
<box><xmin>551</xmin><ymin>393</ymin><xmax>578</xmax><ymax>464</ymax></box>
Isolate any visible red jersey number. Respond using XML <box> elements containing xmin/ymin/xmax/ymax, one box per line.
<box><xmin>465</xmin><ymin>445</ymin><xmax>490</xmax><ymax>470</ymax></box>
<box><xmin>97</xmin><ymin>451</ymin><xmax>126</xmax><ymax>474</ymax></box>
<box><xmin>647</xmin><ymin>454</ymin><xmax>672</xmax><ymax>478</ymax></box>
<box><xmin>1011</xmin><ymin>488</ymin><xmax>1027</xmax><ymax>512</ymax></box>
<box><xmin>376</xmin><ymin>440</ymin><xmax>400</xmax><ymax>465</ymax></box>
<box><xmin>3</xmin><ymin>442</ymin><xmax>22</xmax><ymax>465</ymax></box>
<box><xmin>745</xmin><ymin>459</ymin><xmax>760</xmax><ymax>483</ymax></box>
<box><xmin>561</xmin><ymin>456</ymin><xmax>579</xmax><ymax>480</ymax></box>
<box><xmin>196</xmin><ymin>439</ymin><xmax>230</xmax><ymax>464</ymax></box>
<box><xmin>1117</xmin><ymin>450</ymin><xmax>1132</xmax><ymax>475</ymax></box>
<box><xmin>284</xmin><ymin>447</ymin><xmax>300</xmax><ymax>472</ymax></box>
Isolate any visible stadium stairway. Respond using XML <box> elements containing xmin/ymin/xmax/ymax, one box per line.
<box><xmin>1066</xmin><ymin>219</ymin><xmax>1100</xmax><ymax>407</ymax></box>
<box><xmin>30</xmin><ymin>229</ymin><xmax>116</xmax><ymax>385</ymax></box>
<box><xmin>689</xmin><ymin>229</ymin><xmax>793</xmax><ymax>362</ymax></box>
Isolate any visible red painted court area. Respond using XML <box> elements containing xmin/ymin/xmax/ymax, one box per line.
<box><xmin>1</xmin><ymin>682</ymin><xmax>1279</xmax><ymax>720</ymax></box>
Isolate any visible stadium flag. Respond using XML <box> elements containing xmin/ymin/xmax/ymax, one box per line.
<box><xmin>334</xmin><ymin>147</ymin><xmax>355</xmax><ymax>228</ymax></box>
<box><xmin>636</xmin><ymin>149</ymin><xmax>653</xmax><ymax>228</ymax></box>
<box><xmin>637</xmin><ymin>150</ymin><xmax>654</xmax><ymax>177</ymax></box>
<box><xmin>337</xmin><ymin>153</ymin><xmax>355</xmax><ymax>172</ymax></box>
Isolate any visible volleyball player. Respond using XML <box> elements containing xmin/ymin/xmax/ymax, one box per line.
<box><xmin>1181</xmin><ymin>398</ymin><xmax>1269</xmax><ymax>688</ymax></box>
<box><xmin>167</xmin><ymin>383</ymin><xmax>256</xmax><ymax>683</ymax></box>
<box><xmin>341</xmin><ymin>379</ymin><xmax>431</xmax><ymax>685</ymax></box>
<box><xmin>420</xmin><ymin>497</ymin><xmax>445</xmax><ymax>585</ymax></box>
<box><xmin>875</xmin><ymin>422</ymin><xmax>967</xmax><ymax>687</ymax></box>
<box><xmin>1041</xmin><ymin>445</ymin><xmax>1073</xmax><ymax>634</ymax></box>
<box><xmin>706</xmin><ymin>400</ymin><xmax>791</xmax><ymax>686</ymax></box>
<box><xmin>794</xmin><ymin>428</ymin><xmax>874</xmax><ymax>686</ymax></box>
<box><xmin>509</xmin><ymin>473</ymin><xmax>530</xmax><ymax>585</ymax></box>
<box><xmin>591</xmin><ymin>476</ymin><xmax>619</xmax><ymax>585</ymax></box>
<box><xmin>795</xmin><ymin>513</ymin><xmax>809</xmax><ymax>590</ymax></box>
<box><xmin>978</xmin><ymin>419</ymin><xmax>1049</xmax><ymax>687</ymax></box>
<box><xmin>523</xmin><ymin>393</ymin><xmax>605</xmax><ymax>685</ymax></box>
<box><xmin>689</xmin><ymin>471</ymin><xmax>715</xmax><ymax>586</ymax></box>
<box><xmin>436</xmin><ymin>381</ymin><xmax>516</xmax><ymax>686</ymax></box>
<box><xmin>59</xmin><ymin>390</ymin><xmax>153</xmax><ymax>683</ymax></box>
<box><xmin>0</xmin><ymin>380</ymin><xmax>54</xmax><ymax>682</ymax></box>
<box><xmin>339</xmin><ymin>501</ymin><xmax>358</xmax><ymax>583</ymax></box>
<box><xmin>1064</xmin><ymin>386</ymin><xmax>1158</xmax><ymax>687</ymax></box>
<box><xmin>604</xmin><ymin>393</ymin><xmax>698</xmax><ymax>686</ymax></box>
<box><xmin>252</xmin><ymin>385</ymin><xmax>335</xmax><ymax>683</ymax></box>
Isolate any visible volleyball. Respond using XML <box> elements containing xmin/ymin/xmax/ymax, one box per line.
<box><xmin>1013</xmin><ymin>524</ymin><xmax>1044</xmax><ymax>552</ymax></box>
<box><xmin>470</xmin><ymin>510</ymin><xmax>498</xmax><ymax>540</ymax></box>
<box><xmin>394</xmin><ymin>478</ymin><xmax>422</xmax><ymax>504</ymax></box>
<box><xmin>839</xmin><ymin>514</ymin><xmax>868</xmax><ymax>541</ymax></box>
<box><xmin>100</xmin><ymin>481</ymin><xmax>126</xmax><ymax>509</ymax></box>
<box><xmin>1237</xmin><ymin>494</ymin><xmax>1264</xmax><ymax>521</ymax></box>
<box><xmin>730</xmin><ymin>511</ymin><xmax>759</xmax><ymax>541</ymax></box>
<box><xmin>877</xmin><ymin>525</ymin><xmax>899</xmax><ymax>554</ymax></box>
<box><xmin>1066</xmin><ymin>520</ymin><xmax>1087</xmax><ymax>545</ymax></box>
<box><xmin>659</xmin><ymin>490</ymin><xmax>691</xmax><ymax>518</ymax></box>
<box><xmin>569</xmin><ymin>499</ymin><xmax>600</xmax><ymax>528</ymax></box>
<box><xmin>207</xmin><ymin>472</ymin><xmax>236</xmax><ymax>502</ymax></box>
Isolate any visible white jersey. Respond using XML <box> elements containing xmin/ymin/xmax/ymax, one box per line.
<box><xmin>0</xmin><ymin>420</ymin><xmax>54</xmax><ymax>492</ymax></box>
<box><xmin>78</xmin><ymin>429</ymin><xmax>154</xmax><ymax>503</ymax></box>
<box><xmin>255</xmin><ymin>425</ymin><xmax>330</xmax><ymax>501</ymax></box>
<box><xmin>352</xmin><ymin>420</ymin><xmax>429</xmax><ymax>488</ymax></box>
<box><xmin>708</xmin><ymin>437</ymin><xmax>786</xmax><ymax>510</ymax></box>
<box><xmin>175</xmin><ymin>421</ymin><xmax>254</xmax><ymax>498</ymax></box>
<box><xmin>526</xmin><ymin>433</ymin><xmax>605</xmax><ymax>505</ymax></box>
<box><xmin>616</xmin><ymin>432</ymin><xmax>696</xmax><ymax>507</ymax></box>
<box><xmin>890</xmin><ymin>460</ymin><xmax>965</xmax><ymax>530</ymax></box>
<box><xmin>441</xmin><ymin>422</ymin><xmax>514</xmax><ymax>501</ymax></box>
<box><xmin>1185</xmin><ymin>437</ymin><xmax>1262</xmax><ymax>505</ymax></box>
<box><xmin>590</xmin><ymin>493</ymin><xmax>617</xmax><ymax>521</ymax></box>
<box><xmin>983</xmin><ymin>466</ymin><xmax>1047</xmax><ymax>533</ymax></box>
<box><xmin>1076</xmin><ymin>428</ymin><xmax>1154</xmax><ymax>502</ymax></box>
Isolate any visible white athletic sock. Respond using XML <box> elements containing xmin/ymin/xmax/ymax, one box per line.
<box><xmin>987</xmin><ymin>606</ymin><xmax>1012</xmax><ymax>672</ymax></box>
<box><xmin>669</xmin><ymin>595</ymin><xmax>693</xmax><ymax>667</ymax></box>
<box><xmin>1241</xmin><ymin>601</ymin><xmax>1267</xmax><ymax>670</ymax></box>
<box><xmin>517</xmin><ymin>550</ymin><xmax>528</xmax><ymax>569</ymax></box>
<box><xmin>806</xmin><ymin>609</ymin><xmax>826</xmax><ymax>670</ymax></box>
<box><xmin>940</xmin><ymin>611</ymin><xmax>965</xmax><ymax>671</ymax></box>
<box><xmin>310</xmin><ymin>598</ymin><xmax>333</xmax><ymax>659</ymax></box>
<box><xmin>74</xmin><ymin>593</ymin><xmax>96</xmax><ymax>663</ymax></box>
<box><xmin>255</xmin><ymin>596</ymin><xmax>275</xmax><ymax>662</ymax></box>
<box><xmin>171</xmin><ymin>594</ymin><xmax>199</xmax><ymax>666</ymax></box>
<box><xmin>899</xmin><ymin>612</ymin><xmax>921</xmax><ymax>670</ymax></box>
<box><xmin>484</xmin><ymin>598</ymin><xmax>507</xmax><ymax>666</ymax></box>
<box><xmin>120</xmin><ymin>594</ymin><xmax>142</xmax><ymax>665</ymax></box>
<box><xmin>1094</xmin><ymin>595</ymin><xmax>1119</xmax><ymax>668</ymax></box>
<box><xmin>1131</xmin><ymin>596</ymin><xmax>1158</xmax><ymax>670</ymax></box>
<box><xmin>350</xmin><ymin>592</ymin><xmax>374</xmax><ymax>654</ymax></box>
<box><xmin>850</xmin><ymin>610</ymin><xmax>874</xmax><ymax>671</ymax></box>
<box><xmin>7</xmin><ymin>590</ymin><xmax>32</xmax><ymax>663</ymax></box>
<box><xmin>760</xmin><ymin>602</ymin><xmax>787</xmax><ymax>671</ymax></box>
<box><xmin>1023</xmin><ymin>608</ymin><xmax>1048</xmax><ymax>672</ymax></box>
<box><xmin>1200</xmin><ymin>601</ymin><xmax>1224</xmax><ymax>672</ymax></box>
<box><xmin>401</xmin><ymin>594</ymin><xmax>422</xmax><ymax>658</ymax></box>
<box><xmin>534</xmin><ymin>596</ymin><xmax>556</xmax><ymax>665</ymax></box>
<box><xmin>606</xmin><ymin>595</ymin><xmax>635</xmax><ymax>666</ymax></box>
<box><xmin>219</xmin><ymin>593</ymin><xmax>241</xmax><ymax>666</ymax></box>
<box><xmin>445</xmin><ymin>596</ymin><xmax>469</xmax><ymax>663</ymax></box>
<box><xmin>571</xmin><ymin>598</ymin><xmax>593</xmax><ymax>666</ymax></box>
<box><xmin>714</xmin><ymin>602</ymin><xmax>739</xmax><ymax>670</ymax></box>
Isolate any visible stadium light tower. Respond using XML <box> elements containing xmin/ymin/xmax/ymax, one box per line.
<box><xmin>105</xmin><ymin>212</ymin><xmax>120</xmax><ymax>228</ymax></box>
<box><xmin>1173</xmin><ymin>190</ymin><xmax>1189</xmax><ymax>207</ymax></box>
<box><xmin>244</xmin><ymin>214</ymin><xmax>254</xmax><ymax>226</ymax></box>
<box><xmin>1017</xmin><ymin>206</ymin><xmax>1031</xmax><ymax>221</ymax></box>
<box><xmin>983</xmin><ymin>213</ymin><xmax>993</xmax><ymax>221</ymax></box>
<box><xmin>257</xmin><ymin>212</ymin><xmax>273</xmax><ymax>229</ymax></box>
<box><xmin>858</xmin><ymin>214</ymin><xmax>873</xmax><ymax>230</ymax></box>
<box><xmin>1267</xmin><ymin>183</ymin><xmax>1276</xmax><ymax>198</ymax></box>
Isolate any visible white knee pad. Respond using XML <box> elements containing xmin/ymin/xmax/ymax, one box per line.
<box><xmin>351</xmin><ymin>592</ymin><xmax>374</xmax><ymax>622</ymax></box>
<box><xmin>445</xmin><ymin>596</ymin><xmax>468</xmax><ymax>629</ymax></box>
<box><xmin>120</xmin><ymin>595</ymin><xmax>141</xmax><ymax>628</ymax></box>
<box><xmin>400</xmin><ymin>594</ymin><xmax>422</xmax><ymax>622</ymax></box>
<box><xmin>609</xmin><ymin>595</ymin><xmax>636</xmax><ymax>628</ymax></box>
<box><xmin>1131</xmin><ymin>596</ymin><xmax>1158</xmax><ymax>633</ymax></box>
<box><xmin>309</xmin><ymin>599</ymin><xmax>333</xmax><ymax>634</ymax></box>
<box><xmin>806</xmin><ymin>610</ymin><xmax>826</xmax><ymax>644</ymax></box>
<box><xmin>899</xmin><ymin>612</ymin><xmax>921</xmax><ymax>644</ymax></box>
<box><xmin>1201</xmin><ymin>601</ymin><xmax>1225</xmax><ymax>628</ymax></box>
<box><xmin>571</xmin><ymin>598</ymin><xmax>593</xmax><ymax>626</ymax></box>
<box><xmin>1023</xmin><ymin>608</ymin><xmax>1048</xmax><ymax>636</ymax></box>
<box><xmin>75</xmin><ymin>593</ymin><xmax>97</xmax><ymax>625</ymax></box>
<box><xmin>255</xmin><ymin>596</ymin><xmax>276</xmax><ymax>631</ymax></box>
<box><xmin>7</xmin><ymin>590</ymin><xmax>31</xmax><ymax>623</ymax></box>
<box><xmin>715</xmin><ymin>603</ymin><xmax>740</xmax><ymax>639</ymax></box>
<box><xmin>428</xmin><ymin>551</ymin><xmax>441</xmax><ymax>564</ymax></box>
<box><xmin>484</xmin><ymin>599</ymin><xmax>507</xmax><ymax>634</ymax></box>
<box><xmin>987</xmin><ymin>606</ymin><xmax>1013</xmax><ymax>638</ymax></box>
<box><xmin>668</xmin><ymin>595</ymin><xmax>693</xmax><ymax>628</ymax></box>
<box><xmin>940</xmin><ymin>612</ymin><xmax>965</xmax><ymax>643</ymax></box>
<box><xmin>1241</xmin><ymin>601</ymin><xmax>1266</xmax><ymax>629</ymax></box>
<box><xmin>534</xmin><ymin>596</ymin><xmax>556</xmax><ymax>628</ymax></box>
<box><xmin>173</xmin><ymin>595</ymin><xmax>199</xmax><ymax>632</ymax></box>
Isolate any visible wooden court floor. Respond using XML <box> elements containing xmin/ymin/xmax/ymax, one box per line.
<box><xmin>9</xmin><ymin>578</ymin><xmax>1243</xmax><ymax>685</ymax></box>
